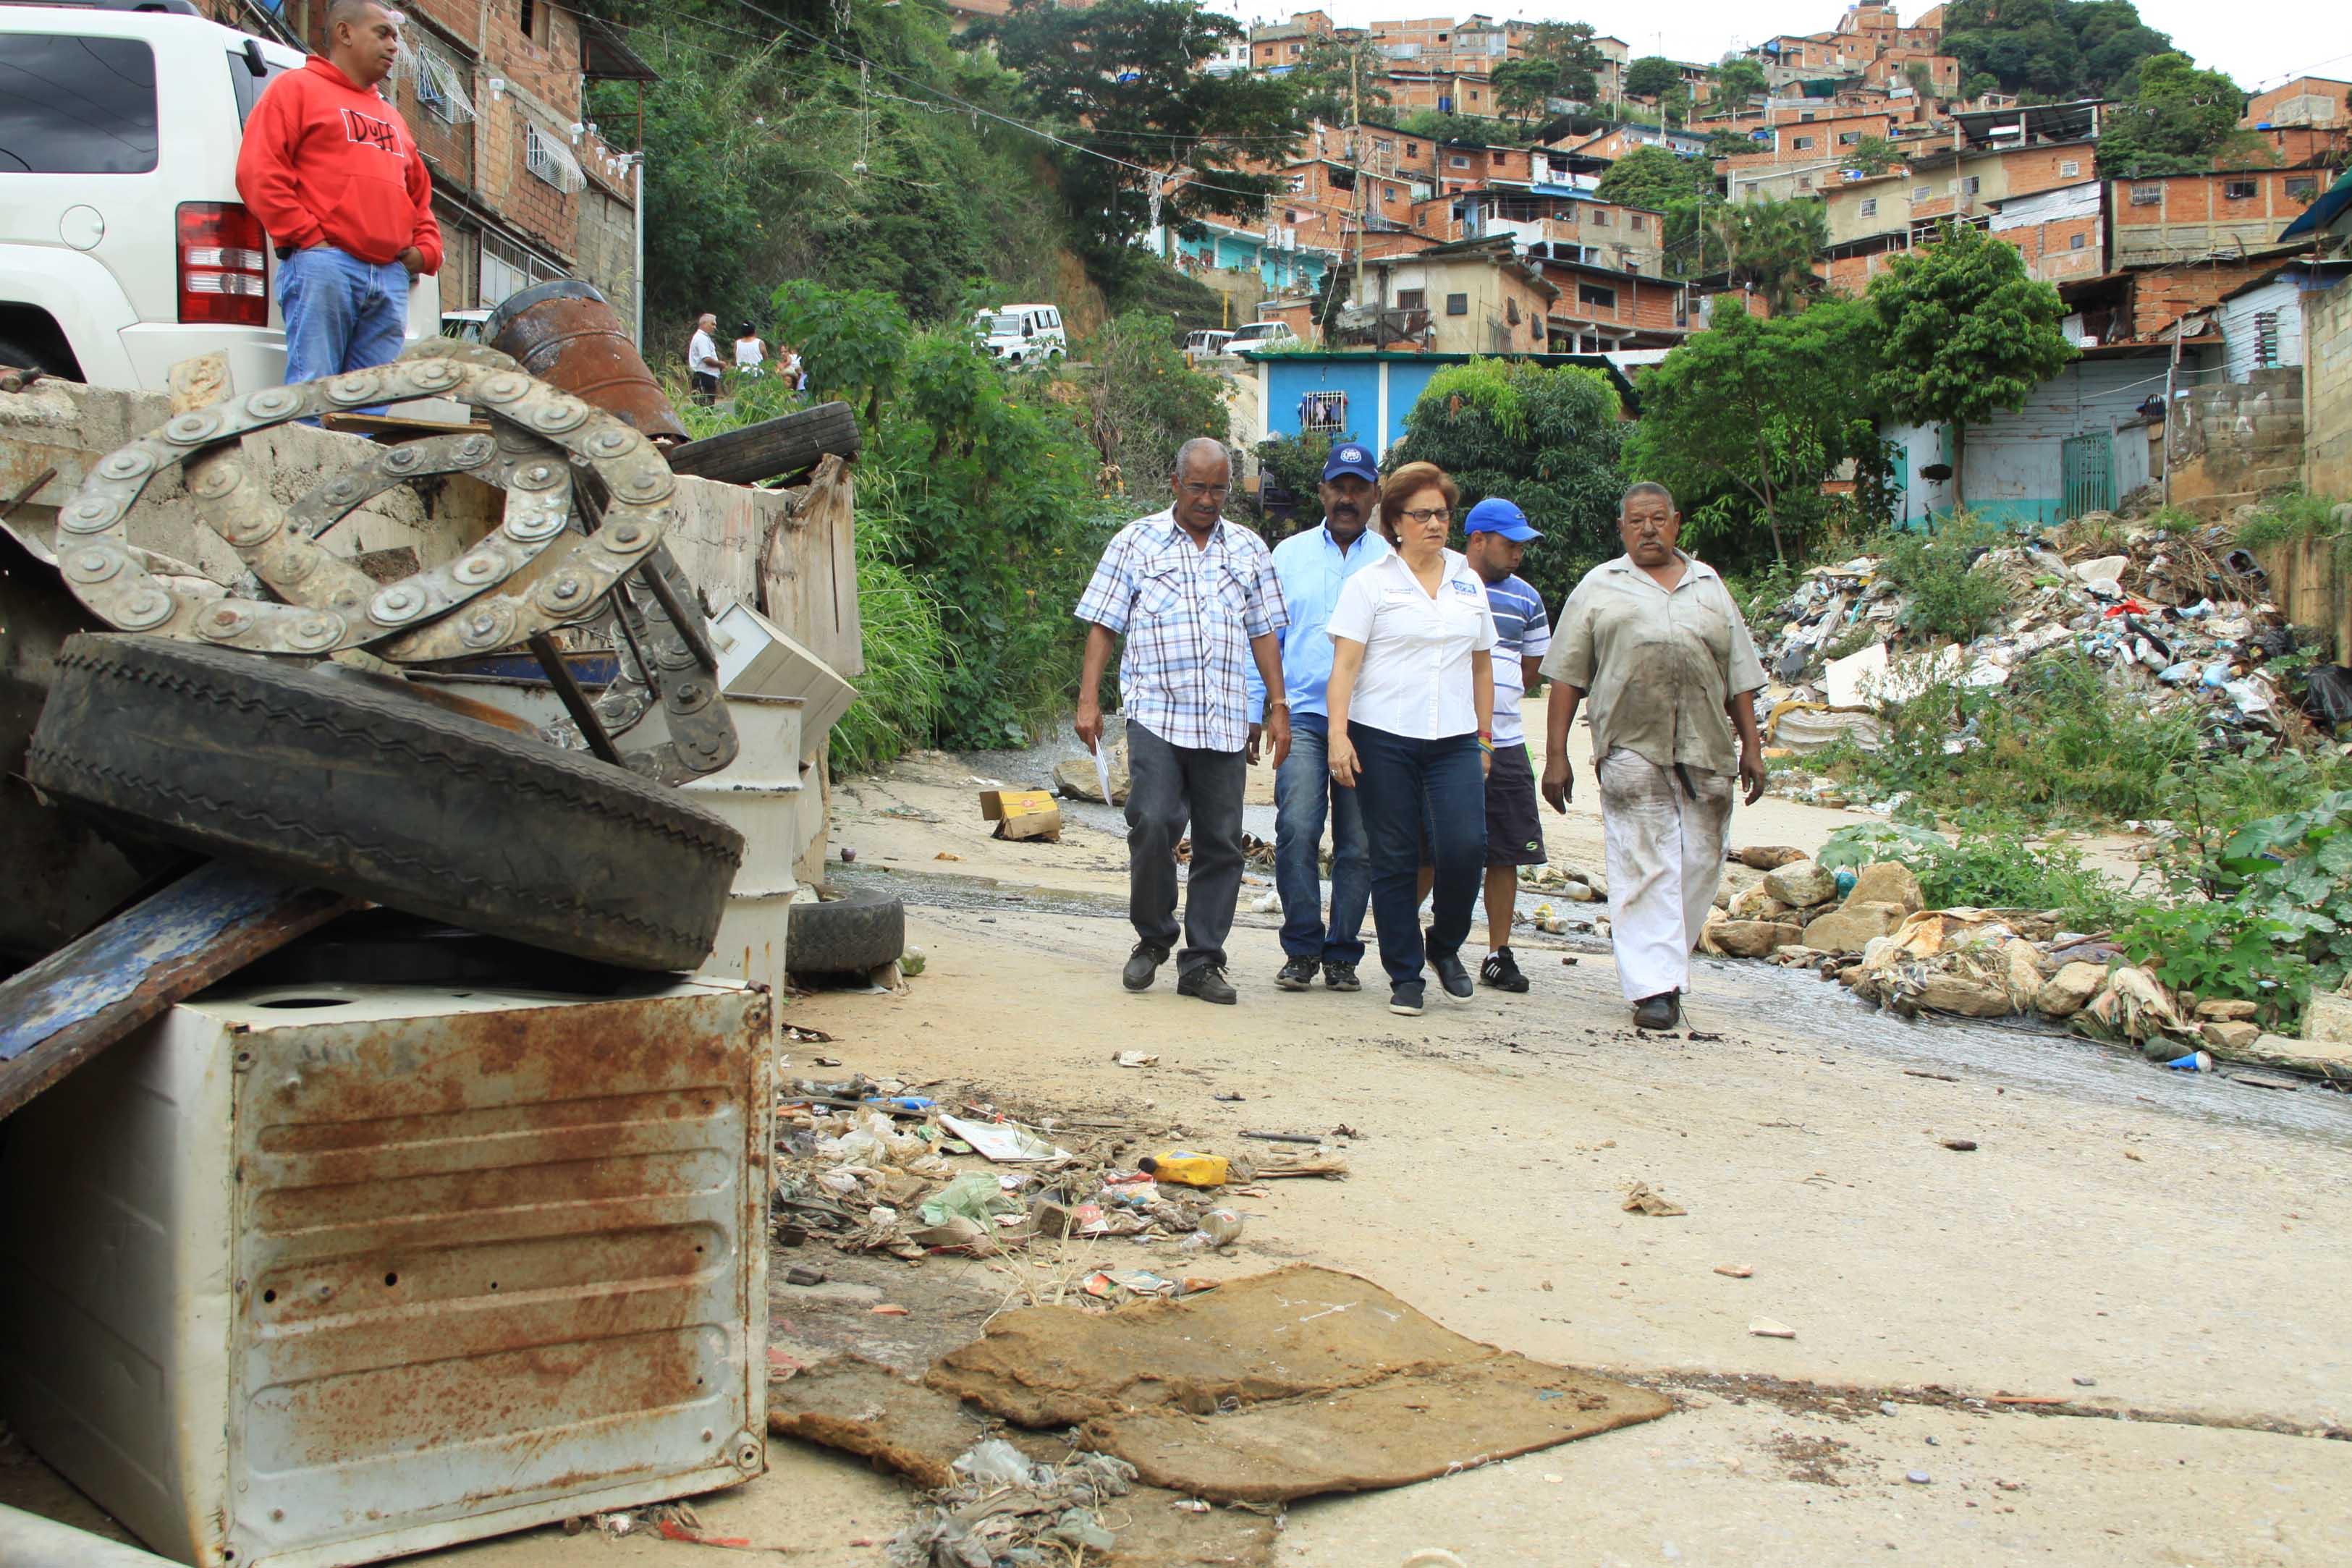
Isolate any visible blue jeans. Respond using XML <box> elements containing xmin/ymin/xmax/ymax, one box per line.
<box><xmin>1273</xmin><ymin>713</ymin><xmax>1369</xmax><ymax>965</ymax></box>
<box><xmin>278</xmin><ymin>245</ymin><xmax>410</xmax><ymax>410</ymax></box>
<box><xmin>1349</xmin><ymin>723</ymin><xmax>1485</xmax><ymax>991</ymax></box>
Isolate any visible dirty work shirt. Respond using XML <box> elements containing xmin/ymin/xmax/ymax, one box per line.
<box><xmin>1245</xmin><ymin>520</ymin><xmax>1392</xmax><ymax>719</ymax></box>
<box><xmin>1541</xmin><ymin>552</ymin><xmax>1767</xmax><ymax>775</ymax></box>
<box><xmin>1075</xmin><ymin>510</ymin><xmax>1286</xmax><ymax>753</ymax></box>
<box><xmin>1483</xmin><ymin>572</ymin><xmax>1550</xmax><ymax>746</ymax></box>
<box><xmin>1326</xmin><ymin>548</ymin><xmax>1498</xmax><ymax>739</ymax></box>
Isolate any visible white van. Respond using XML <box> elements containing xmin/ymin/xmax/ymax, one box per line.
<box><xmin>0</xmin><ymin>0</ymin><xmax>439</xmax><ymax>393</ymax></box>
<box><xmin>1183</xmin><ymin>329</ymin><xmax>1235</xmax><ymax>360</ymax></box>
<box><xmin>1227</xmin><ymin>321</ymin><xmax>1300</xmax><ymax>352</ymax></box>
<box><xmin>977</xmin><ymin>303</ymin><xmax>1066</xmax><ymax>367</ymax></box>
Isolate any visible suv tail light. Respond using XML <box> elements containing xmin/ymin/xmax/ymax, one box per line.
<box><xmin>177</xmin><ymin>203</ymin><xmax>269</xmax><ymax>326</ymax></box>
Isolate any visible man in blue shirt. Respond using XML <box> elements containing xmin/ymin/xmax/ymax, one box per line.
<box><xmin>1250</xmin><ymin>443</ymin><xmax>1392</xmax><ymax>993</ymax></box>
<box><xmin>1463</xmin><ymin>498</ymin><xmax>1551</xmax><ymax>993</ymax></box>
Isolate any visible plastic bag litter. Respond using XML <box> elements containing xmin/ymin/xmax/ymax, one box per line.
<box><xmin>2303</xmin><ymin>665</ymin><xmax>2352</xmax><ymax>729</ymax></box>
<box><xmin>952</xmin><ymin>1438</ymin><xmax>1038</xmax><ymax>1491</ymax></box>
<box><xmin>921</xmin><ymin>1172</ymin><xmax>1024</xmax><ymax>1228</ymax></box>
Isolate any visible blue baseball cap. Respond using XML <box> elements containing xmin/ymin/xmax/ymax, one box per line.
<box><xmin>1321</xmin><ymin>443</ymin><xmax>1379</xmax><ymax>483</ymax></box>
<box><xmin>1465</xmin><ymin>497</ymin><xmax>1541</xmax><ymax>542</ymax></box>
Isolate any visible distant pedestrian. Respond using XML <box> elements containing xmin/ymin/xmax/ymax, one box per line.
<box><xmin>1251</xmin><ymin>441</ymin><xmax>1391</xmax><ymax>996</ymax></box>
<box><xmin>234</xmin><ymin>0</ymin><xmax>439</xmax><ymax>400</ymax></box>
<box><xmin>1075</xmin><ymin>439</ymin><xmax>1290</xmax><ymax>1005</ymax></box>
<box><xmin>777</xmin><ymin>343</ymin><xmax>807</xmax><ymax>394</ymax></box>
<box><xmin>1324</xmin><ymin>461</ymin><xmax>1497</xmax><ymax>1018</ymax></box>
<box><xmin>1541</xmin><ymin>483</ymin><xmax>1767</xmax><ymax>1032</ymax></box>
<box><xmin>688</xmin><ymin>313</ymin><xmax>723</xmax><ymax>403</ymax></box>
<box><xmin>733</xmin><ymin>321</ymin><xmax>767</xmax><ymax>378</ymax></box>
<box><xmin>1460</xmin><ymin>497</ymin><xmax>1552</xmax><ymax>993</ymax></box>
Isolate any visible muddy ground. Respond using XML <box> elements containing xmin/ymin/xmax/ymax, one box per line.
<box><xmin>7</xmin><ymin>693</ymin><xmax>2347</xmax><ymax>1566</ymax></box>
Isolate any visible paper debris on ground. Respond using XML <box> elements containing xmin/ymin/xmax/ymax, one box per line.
<box><xmin>938</xmin><ymin>1113</ymin><xmax>1072</xmax><ymax>1165</ymax></box>
<box><xmin>1623</xmin><ymin>1182</ymin><xmax>1687</xmax><ymax>1216</ymax></box>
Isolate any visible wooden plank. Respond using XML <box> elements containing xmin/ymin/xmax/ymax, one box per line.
<box><xmin>0</xmin><ymin>863</ymin><xmax>358</xmax><ymax>1120</ymax></box>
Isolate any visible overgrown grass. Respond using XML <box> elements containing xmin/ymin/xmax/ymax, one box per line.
<box><xmin>1806</xmin><ymin>657</ymin><xmax>2203</xmax><ymax>827</ymax></box>
<box><xmin>1818</xmin><ymin>815</ymin><xmax>2138</xmax><ymax>930</ymax></box>
<box><xmin>1868</xmin><ymin>513</ymin><xmax>2012</xmax><ymax>643</ymax></box>
<box><xmin>829</xmin><ymin>467</ymin><xmax>949</xmax><ymax>774</ymax></box>
<box><xmin>2235</xmin><ymin>489</ymin><xmax>2351</xmax><ymax>575</ymax></box>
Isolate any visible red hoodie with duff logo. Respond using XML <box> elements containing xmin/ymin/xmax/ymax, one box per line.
<box><xmin>235</xmin><ymin>56</ymin><xmax>441</xmax><ymax>271</ymax></box>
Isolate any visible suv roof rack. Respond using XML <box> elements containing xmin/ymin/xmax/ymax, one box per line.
<box><xmin>0</xmin><ymin>0</ymin><xmax>205</xmax><ymax>12</ymax></box>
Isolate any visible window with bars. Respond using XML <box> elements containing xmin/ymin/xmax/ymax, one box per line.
<box><xmin>1300</xmin><ymin>391</ymin><xmax>1348</xmax><ymax>431</ymax></box>
<box><xmin>1860</xmin><ymin>197</ymin><xmax>1877</xmax><ymax>216</ymax></box>
<box><xmin>2288</xmin><ymin>175</ymin><xmax>2318</xmax><ymax>201</ymax></box>
<box><xmin>399</xmin><ymin>33</ymin><xmax>476</xmax><ymax>124</ymax></box>
<box><xmin>525</xmin><ymin>122</ymin><xmax>586</xmax><ymax>193</ymax></box>
<box><xmin>2223</xmin><ymin>178</ymin><xmax>2257</xmax><ymax>200</ymax></box>
<box><xmin>2130</xmin><ymin>182</ymin><xmax>2162</xmax><ymax>205</ymax></box>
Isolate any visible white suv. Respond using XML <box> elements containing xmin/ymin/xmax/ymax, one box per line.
<box><xmin>0</xmin><ymin>0</ymin><xmax>438</xmax><ymax>394</ymax></box>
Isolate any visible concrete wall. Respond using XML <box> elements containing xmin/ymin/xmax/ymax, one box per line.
<box><xmin>2309</xmin><ymin>276</ymin><xmax>2352</xmax><ymax>496</ymax></box>
<box><xmin>2165</xmin><ymin>368</ymin><xmax>2306</xmax><ymax>517</ymax></box>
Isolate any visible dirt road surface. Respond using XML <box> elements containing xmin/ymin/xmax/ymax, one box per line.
<box><xmin>8</xmin><ymin>698</ymin><xmax>2343</xmax><ymax>1566</ymax></box>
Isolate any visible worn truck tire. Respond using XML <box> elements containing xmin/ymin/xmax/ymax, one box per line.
<box><xmin>666</xmin><ymin>401</ymin><xmax>860</xmax><ymax>486</ymax></box>
<box><xmin>28</xmin><ymin>634</ymin><xmax>744</xmax><ymax>972</ymax></box>
<box><xmin>787</xmin><ymin>885</ymin><xmax>904</xmax><ymax>975</ymax></box>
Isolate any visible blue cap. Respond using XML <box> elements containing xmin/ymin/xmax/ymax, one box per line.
<box><xmin>1465</xmin><ymin>497</ymin><xmax>1541</xmax><ymax>542</ymax></box>
<box><xmin>1321</xmin><ymin>443</ymin><xmax>1379</xmax><ymax>483</ymax></box>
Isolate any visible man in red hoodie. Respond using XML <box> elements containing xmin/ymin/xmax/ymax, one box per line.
<box><xmin>235</xmin><ymin>0</ymin><xmax>441</xmax><ymax>397</ymax></box>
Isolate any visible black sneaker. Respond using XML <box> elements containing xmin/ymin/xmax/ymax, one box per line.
<box><xmin>1178</xmin><ymin>965</ymin><xmax>1238</xmax><ymax>1005</ymax></box>
<box><xmin>1481</xmin><ymin>946</ymin><xmax>1529</xmax><ymax>993</ymax></box>
<box><xmin>1322</xmin><ymin>960</ymin><xmax>1361</xmax><ymax>992</ymax></box>
<box><xmin>1122</xmin><ymin>942</ymin><xmax>1169</xmax><ymax>991</ymax></box>
<box><xmin>1632</xmin><ymin>992</ymin><xmax>1681</xmax><ymax>1030</ymax></box>
<box><xmin>1426</xmin><ymin>936</ymin><xmax>1474</xmax><ymax>1003</ymax></box>
<box><xmin>1276</xmin><ymin>956</ymin><xmax>1319</xmax><ymax>991</ymax></box>
<box><xmin>1388</xmin><ymin>983</ymin><xmax>1425</xmax><ymax>1017</ymax></box>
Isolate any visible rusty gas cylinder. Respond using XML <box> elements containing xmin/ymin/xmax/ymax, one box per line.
<box><xmin>485</xmin><ymin>279</ymin><xmax>688</xmax><ymax>446</ymax></box>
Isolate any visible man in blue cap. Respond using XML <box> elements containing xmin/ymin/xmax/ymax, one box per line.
<box><xmin>1250</xmin><ymin>441</ymin><xmax>1391</xmax><ymax>993</ymax></box>
<box><xmin>1463</xmin><ymin>496</ymin><xmax>1551</xmax><ymax>992</ymax></box>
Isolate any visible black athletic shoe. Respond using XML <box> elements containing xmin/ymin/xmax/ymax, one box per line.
<box><xmin>1322</xmin><ymin>960</ymin><xmax>1361</xmax><ymax>992</ymax></box>
<box><xmin>1276</xmin><ymin>956</ymin><xmax>1319</xmax><ymax>991</ymax></box>
<box><xmin>1427</xmin><ymin>935</ymin><xmax>1474</xmax><ymax>1003</ymax></box>
<box><xmin>1481</xmin><ymin>946</ymin><xmax>1529</xmax><ymax>993</ymax></box>
<box><xmin>1388</xmin><ymin>983</ymin><xmax>1425</xmax><ymax>1017</ymax></box>
<box><xmin>1122</xmin><ymin>942</ymin><xmax>1169</xmax><ymax>991</ymax></box>
<box><xmin>1632</xmin><ymin>992</ymin><xmax>1681</xmax><ymax>1030</ymax></box>
<box><xmin>1178</xmin><ymin>965</ymin><xmax>1238</xmax><ymax>1005</ymax></box>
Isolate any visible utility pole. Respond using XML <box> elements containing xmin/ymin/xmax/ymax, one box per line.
<box><xmin>1351</xmin><ymin>46</ymin><xmax>1366</xmax><ymax>314</ymax></box>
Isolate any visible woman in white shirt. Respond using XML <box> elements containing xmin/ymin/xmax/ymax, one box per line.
<box><xmin>733</xmin><ymin>322</ymin><xmax>766</xmax><ymax>377</ymax></box>
<box><xmin>1326</xmin><ymin>461</ymin><xmax>1498</xmax><ymax>1017</ymax></box>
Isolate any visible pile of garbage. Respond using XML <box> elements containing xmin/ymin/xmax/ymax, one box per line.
<box><xmin>1701</xmin><ymin>853</ymin><xmax>2332</xmax><ymax>1078</ymax></box>
<box><xmin>771</xmin><ymin>1069</ymin><xmax>1348</xmax><ymax>1297</ymax></box>
<box><xmin>1750</xmin><ymin>514</ymin><xmax>2328</xmax><ymax>803</ymax></box>
<box><xmin>890</xmin><ymin>1440</ymin><xmax>1138</xmax><ymax>1568</ymax></box>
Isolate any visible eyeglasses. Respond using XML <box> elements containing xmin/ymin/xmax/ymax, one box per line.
<box><xmin>1397</xmin><ymin>507</ymin><xmax>1451</xmax><ymax>525</ymax></box>
<box><xmin>1177</xmin><ymin>483</ymin><xmax>1230</xmax><ymax>500</ymax></box>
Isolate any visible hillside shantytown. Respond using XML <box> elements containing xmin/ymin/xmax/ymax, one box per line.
<box><xmin>1</xmin><ymin>1</ymin><xmax>2349</xmax><ymax>1564</ymax></box>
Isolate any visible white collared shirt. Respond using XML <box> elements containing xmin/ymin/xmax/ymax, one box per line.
<box><xmin>1327</xmin><ymin>548</ymin><xmax>1497</xmax><ymax>739</ymax></box>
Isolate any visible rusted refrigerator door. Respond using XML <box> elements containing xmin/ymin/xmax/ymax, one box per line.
<box><xmin>0</xmin><ymin>978</ymin><xmax>772</xmax><ymax>1567</ymax></box>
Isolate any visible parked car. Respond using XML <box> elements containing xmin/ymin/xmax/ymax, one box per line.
<box><xmin>1184</xmin><ymin>329</ymin><xmax>1235</xmax><ymax>360</ymax></box>
<box><xmin>0</xmin><ymin>0</ymin><xmax>438</xmax><ymax>394</ymax></box>
<box><xmin>975</xmin><ymin>302</ymin><xmax>1067</xmax><ymax>367</ymax></box>
<box><xmin>1227</xmin><ymin>321</ymin><xmax>1300</xmax><ymax>352</ymax></box>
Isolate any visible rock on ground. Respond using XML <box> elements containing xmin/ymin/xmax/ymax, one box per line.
<box><xmin>1801</xmin><ymin>902</ymin><xmax>1906</xmax><ymax>954</ymax></box>
<box><xmin>2035</xmin><ymin>961</ymin><xmax>2107</xmax><ymax>1020</ymax></box>
<box><xmin>1709</xmin><ymin>919</ymin><xmax>1804</xmax><ymax>959</ymax></box>
<box><xmin>1763</xmin><ymin>860</ymin><xmax>1838</xmax><ymax>910</ymax></box>
<box><xmin>1844</xmin><ymin>861</ymin><xmax>1924</xmax><ymax>915</ymax></box>
<box><xmin>1919</xmin><ymin>972</ymin><xmax>2017</xmax><ymax>1018</ymax></box>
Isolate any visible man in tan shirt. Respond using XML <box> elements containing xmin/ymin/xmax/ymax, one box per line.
<box><xmin>1540</xmin><ymin>483</ymin><xmax>1768</xmax><ymax>1030</ymax></box>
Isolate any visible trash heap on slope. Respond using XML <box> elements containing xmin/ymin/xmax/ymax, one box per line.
<box><xmin>1746</xmin><ymin>514</ymin><xmax>2327</xmax><ymax>805</ymax></box>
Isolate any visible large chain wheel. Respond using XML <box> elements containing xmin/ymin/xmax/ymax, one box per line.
<box><xmin>48</xmin><ymin>349</ymin><xmax>737</xmax><ymax>779</ymax></box>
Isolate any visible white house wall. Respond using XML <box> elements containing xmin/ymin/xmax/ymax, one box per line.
<box><xmin>2217</xmin><ymin>277</ymin><xmax>2307</xmax><ymax>381</ymax></box>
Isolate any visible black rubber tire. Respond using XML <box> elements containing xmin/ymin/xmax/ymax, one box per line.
<box><xmin>28</xmin><ymin>634</ymin><xmax>744</xmax><ymax>971</ymax></box>
<box><xmin>665</xmin><ymin>401</ymin><xmax>860</xmax><ymax>486</ymax></box>
<box><xmin>787</xmin><ymin>885</ymin><xmax>904</xmax><ymax>975</ymax></box>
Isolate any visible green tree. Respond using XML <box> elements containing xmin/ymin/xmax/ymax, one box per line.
<box><xmin>1623</xmin><ymin>300</ymin><xmax>1884</xmax><ymax>564</ymax></box>
<box><xmin>1944</xmin><ymin>0</ymin><xmax>2180</xmax><ymax>99</ymax></box>
<box><xmin>1905</xmin><ymin>61</ymin><xmax>1941</xmax><ymax>101</ymax></box>
<box><xmin>1846</xmin><ymin>135</ymin><xmax>1902</xmax><ymax>174</ymax></box>
<box><xmin>1287</xmin><ymin>33</ymin><xmax>1392</xmax><ymax>124</ymax></box>
<box><xmin>1624</xmin><ymin>55</ymin><xmax>1683</xmax><ymax>101</ymax></box>
<box><xmin>2096</xmin><ymin>53</ymin><xmax>2268</xmax><ymax>176</ymax></box>
<box><xmin>1711</xmin><ymin>56</ymin><xmax>1769</xmax><ymax>112</ymax></box>
<box><xmin>974</xmin><ymin>0</ymin><xmax>1308</xmax><ymax>256</ymax></box>
<box><xmin>1384</xmin><ymin>359</ymin><xmax>1628</xmax><ymax>606</ymax></box>
<box><xmin>1492</xmin><ymin>57</ymin><xmax>1565</xmax><ymax>123</ymax></box>
<box><xmin>1717</xmin><ymin>198</ymin><xmax>1828</xmax><ymax>314</ymax></box>
<box><xmin>1075</xmin><ymin>310</ymin><xmax>1230</xmax><ymax>504</ymax></box>
<box><xmin>1866</xmin><ymin>221</ymin><xmax>2076</xmax><ymax>509</ymax></box>
<box><xmin>1395</xmin><ymin>109</ymin><xmax>1508</xmax><ymax>145</ymax></box>
<box><xmin>1595</xmin><ymin>144</ymin><xmax>1717</xmax><ymax>209</ymax></box>
<box><xmin>1525</xmin><ymin>21</ymin><xmax>1607</xmax><ymax>105</ymax></box>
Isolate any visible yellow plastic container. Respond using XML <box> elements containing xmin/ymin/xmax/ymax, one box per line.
<box><xmin>1138</xmin><ymin>1151</ymin><xmax>1229</xmax><ymax>1188</ymax></box>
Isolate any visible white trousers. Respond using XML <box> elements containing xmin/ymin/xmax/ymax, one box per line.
<box><xmin>1597</xmin><ymin>747</ymin><xmax>1735</xmax><ymax>1004</ymax></box>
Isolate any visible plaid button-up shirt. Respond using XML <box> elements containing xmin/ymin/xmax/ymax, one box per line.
<box><xmin>1074</xmin><ymin>509</ymin><xmax>1287</xmax><ymax>753</ymax></box>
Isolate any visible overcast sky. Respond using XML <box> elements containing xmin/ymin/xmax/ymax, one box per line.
<box><xmin>1257</xmin><ymin>3</ymin><xmax>2351</xmax><ymax>98</ymax></box>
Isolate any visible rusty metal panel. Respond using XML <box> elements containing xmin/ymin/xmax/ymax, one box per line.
<box><xmin>0</xmin><ymin>978</ymin><xmax>771</xmax><ymax>1568</ymax></box>
<box><xmin>484</xmin><ymin>280</ymin><xmax>687</xmax><ymax>444</ymax></box>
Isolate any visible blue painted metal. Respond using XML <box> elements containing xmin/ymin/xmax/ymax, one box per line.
<box><xmin>0</xmin><ymin>862</ymin><xmax>355</xmax><ymax>1117</ymax></box>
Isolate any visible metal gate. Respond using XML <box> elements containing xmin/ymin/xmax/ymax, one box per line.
<box><xmin>2060</xmin><ymin>432</ymin><xmax>2114</xmax><ymax>520</ymax></box>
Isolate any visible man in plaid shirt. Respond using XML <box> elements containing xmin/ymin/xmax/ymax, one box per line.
<box><xmin>1075</xmin><ymin>439</ymin><xmax>1290</xmax><ymax>1005</ymax></box>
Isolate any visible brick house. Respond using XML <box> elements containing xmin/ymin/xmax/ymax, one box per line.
<box><xmin>2110</xmin><ymin>167</ymin><xmax>2333</xmax><ymax>268</ymax></box>
<box><xmin>213</xmin><ymin>0</ymin><xmax>651</xmax><ymax>336</ymax></box>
